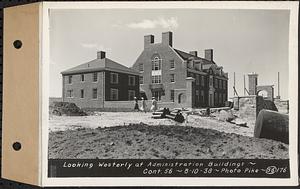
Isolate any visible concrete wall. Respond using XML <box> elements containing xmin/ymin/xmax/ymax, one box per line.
<box><xmin>87</xmin><ymin>100</ymin><xmax>176</xmax><ymax>112</ymax></box>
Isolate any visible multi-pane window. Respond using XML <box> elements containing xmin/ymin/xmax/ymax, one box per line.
<box><xmin>209</xmin><ymin>77</ymin><xmax>213</xmax><ymax>86</ymax></box>
<box><xmin>139</xmin><ymin>76</ymin><xmax>144</xmax><ymax>84</ymax></box>
<box><xmin>92</xmin><ymin>88</ymin><xmax>97</xmax><ymax>99</ymax></box>
<box><xmin>128</xmin><ymin>76</ymin><xmax>136</xmax><ymax>86</ymax></box>
<box><xmin>170</xmin><ymin>74</ymin><xmax>175</xmax><ymax>83</ymax></box>
<box><xmin>81</xmin><ymin>74</ymin><xmax>85</xmax><ymax>82</ymax></box>
<box><xmin>201</xmin><ymin>75</ymin><xmax>205</xmax><ymax>86</ymax></box>
<box><xmin>170</xmin><ymin>60</ymin><xmax>175</xmax><ymax>69</ymax></box>
<box><xmin>153</xmin><ymin>91</ymin><xmax>162</xmax><ymax>101</ymax></box>
<box><xmin>66</xmin><ymin>89</ymin><xmax>73</xmax><ymax>98</ymax></box>
<box><xmin>80</xmin><ymin>89</ymin><xmax>84</xmax><ymax>98</ymax></box>
<box><xmin>110</xmin><ymin>88</ymin><xmax>119</xmax><ymax>100</ymax></box>
<box><xmin>196</xmin><ymin>90</ymin><xmax>199</xmax><ymax>100</ymax></box>
<box><xmin>170</xmin><ymin>90</ymin><xmax>175</xmax><ymax>102</ymax></box>
<box><xmin>93</xmin><ymin>72</ymin><xmax>98</xmax><ymax>82</ymax></box>
<box><xmin>152</xmin><ymin>75</ymin><xmax>161</xmax><ymax>84</ymax></box>
<box><xmin>128</xmin><ymin>90</ymin><xmax>135</xmax><ymax>100</ymax></box>
<box><xmin>214</xmin><ymin>78</ymin><xmax>218</xmax><ymax>88</ymax></box>
<box><xmin>139</xmin><ymin>63</ymin><xmax>144</xmax><ymax>72</ymax></box>
<box><xmin>68</xmin><ymin>75</ymin><xmax>72</xmax><ymax>84</ymax></box>
<box><xmin>200</xmin><ymin>90</ymin><xmax>204</xmax><ymax>103</ymax></box>
<box><xmin>110</xmin><ymin>73</ymin><xmax>119</xmax><ymax>84</ymax></box>
<box><xmin>152</xmin><ymin>57</ymin><xmax>162</xmax><ymax>70</ymax></box>
<box><xmin>196</xmin><ymin>75</ymin><xmax>200</xmax><ymax>85</ymax></box>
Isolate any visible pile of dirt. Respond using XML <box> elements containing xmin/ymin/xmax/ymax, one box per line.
<box><xmin>48</xmin><ymin>124</ymin><xmax>289</xmax><ymax>159</ymax></box>
<box><xmin>49</xmin><ymin>102</ymin><xmax>87</xmax><ymax>116</ymax></box>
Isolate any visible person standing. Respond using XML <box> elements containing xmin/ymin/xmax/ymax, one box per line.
<box><xmin>140</xmin><ymin>97</ymin><xmax>147</xmax><ymax>113</ymax></box>
<box><xmin>134</xmin><ymin>97</ymin><xmax>139</xmax><ymax>111</ymax></box>
<box><xmin>150</xmin><ymin>97</ymin><xmax>158</xmax><ymax>112</ymax></box>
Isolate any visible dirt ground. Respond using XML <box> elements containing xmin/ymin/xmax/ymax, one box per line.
<box><xmin>48</xmin><ymin>112</ymin><xmax>288</xmax><ymax>159</ymax></box>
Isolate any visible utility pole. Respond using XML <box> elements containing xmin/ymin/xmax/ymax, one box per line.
<box><xmin>243</xmin><ymin>75</ymin><xmax>245</xmax><ymax>96</ymax></box>
<box><xmin>277</xmin><ymin>72</ymin><xmax>280</xmax><ymax>99</ymax></box>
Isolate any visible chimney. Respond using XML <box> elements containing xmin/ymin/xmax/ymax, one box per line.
<box><xmin>144</xmin><ymin>35</ymin><xmax>154</xmax><ymax>49</ymax></box>
<box><xmin>205</xmin><ymin>49</ymin><xmax>213</xmax><ymax>61</ymax></box>
<box><xmin>97</xmin><ymin>51</ymin><xmax>106</xmax><ymax>59</ymax></box>
<box><xmin>189</xmin><ymin>51</ymin><xmax>197</xmax><ymax>57</ymax></box>
<box><xmin>162</xmin><ymin>31</ymin><xmax>173</xmax><ymax>47</ymax></box>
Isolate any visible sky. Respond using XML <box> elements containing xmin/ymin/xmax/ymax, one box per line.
<box><xmin>49</xmin><ymin>9</ymin><xmax>290</xmax><ymax>100</ymax></box>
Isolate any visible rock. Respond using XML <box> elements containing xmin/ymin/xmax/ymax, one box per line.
<box><xmin>218</xmin><ymin>110</ymin><xmax>235</xmax><ymax>122</ymax></box>
<box><xmin>235</xmin><ymin>119</ymin><xmax>247</xmax><ymax>127</ymax></box>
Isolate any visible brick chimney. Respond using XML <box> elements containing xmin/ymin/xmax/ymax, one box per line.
<box><xmin>144</xmin><ymin>35</ymin><xmax>154</xmax><ymax>49</ymax></box>
<box><xmin>162</xmin><ymin>31</ymin><xmax>173</xmax><ymax>47</ymax></box>
<box><xmin>189</xmin><ymin>51</ymin><xmax>197</xmax><ymax>57</ymax></box>
<box><xmin>205</xmin><ymin>49</ymin><xmax>213</xmax><ymax>61</ymax></box>
<box><xmin>97</xmin><ymin>51</ymin><xmax>106</xmax><ymax>59</ymax></box>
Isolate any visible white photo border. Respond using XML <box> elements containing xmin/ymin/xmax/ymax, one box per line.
<box><xmin>41</xmin><ymin>1</ymin><xmax>299</xmax><ymax>187</ymax></box>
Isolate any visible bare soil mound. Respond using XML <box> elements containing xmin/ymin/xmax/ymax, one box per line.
<box><xmin>48</xmin><ymin>124</ymin><xmax>288</xmax><ymax>159</ymax></box>
<box><xmin>49</xmin><ymin>102</ymin><xmax>87</xmax><ymax>116</ymax></box>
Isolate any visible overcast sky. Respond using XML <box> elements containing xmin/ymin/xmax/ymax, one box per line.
<box><xmin>50</xmin><ymin>9</ymin><xmax>290</xmax><ymax>100</ymax></box>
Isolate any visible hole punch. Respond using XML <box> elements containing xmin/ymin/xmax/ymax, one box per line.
<box><xmin>12</xmin><ymin>142</ymin><xmax>21</xmax><ymax>151</ymax></box>
<box><xmin>13</xmin><ymin>40</ymin><xmax>22</xmax><ymax>49</ymax></box>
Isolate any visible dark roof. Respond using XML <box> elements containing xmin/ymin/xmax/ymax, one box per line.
<box><xmin>173</xmin><ymin>48</ymin><xmax>214</xmax><ymax>65</ymax></box>
<box><xmin>61</xmin><ymin>58</ymin><xmax>139</xmax><ymax>75</ymax></box>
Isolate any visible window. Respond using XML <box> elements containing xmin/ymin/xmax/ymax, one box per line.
<box><xmin>110</xmin><ymin>88</ymin><xmax>119</xmax><ymax>100</ymax></box>
<box><xmin>152</xmin><ymin>75</ymin><xmax>161</xmax><ymax>84</ymax></box>
<box><xmin>200</xmin><ymin>90</ymin><xmax>204</xmax><ymax>103</ymax></box>
<box><xmin>196</xmin><ymin>90</ymin><xmax>199</xmax><ymax>100</ymax></box>
<box><xmin>80</xmin><ymin>89</ymin><xmax>84</xmax><ymax>98</ymax></box>
<box><xmin>128</xmin><ymin>90</ymin><xmax>135</xmax><ymax>100</ymax></box>
<box><xmin>219</xmin><ymin>93</ymin><xmax>222</xmax><ymax>104</ymax></box>
<box><xmin>219</xmin><ymin>80</ymin><xmax>222</xmax><ymax>89</ymax></box>
<box><xmin>223</xmin><ymin>80</ymin><xmax>227</xmax><ymax>89</ymax></box>
<box><xmin>215</xmin><ymin>78</ymin><xmax>218</xmax><ymax>88</ymax></box>
<box><xmin>139</xmin><ymin>63</ymin><xmax>144</xmax><ymax>72</ymax></box>
<box><xmin>66</xmin><ymin>89</ymin><xmax>73</xmax><ymax>98</ymax></box>
<box><xmin>170</xmin><ymin>60</ymin><xmax>175</xmax><ymax>69</ymax></box>
<box><xmin>81</xmin><ymin>74</ymin><xmax>85</xmax><ymax>82</ymax></box>
<box><xmin>68</xmin><ymin>75</ymin><xmax>72</xmax><ymax>84</ymax></box>
<box><xmin>152</xmin><ymin>56</ymin><xmax>162</xmax><ymax>70</ymax></box>
<box><xmin>153</xmin><ymin>91</ymin><xmax>162</xmax><ymax>101</ymax></box>
<box><xmin>128</xmin><ymin>75</ymin><xmax>136</xmax><ymax>86</ymax></box>
<box><xmin>170</xmin><ymin>74</ymin><xmax>175</xmax><ymax>83</ymax></box>
<box><xmin>223</xmin><ymin>93</ymin><xmax>227</xmax><ymax>102</ymax></box>
<box><xmin>110</xmin><ymin>73</ymin><xmax>119</xmax><ymax>84</ymax></box>
<box><xmin>209</xmin><ymin>77</ymin><xmax>213</xmax><ymax>86</ymax></box>
<box><xmin>196</xmin><ymin>75</ymin><xmax>200</xmax><ymax>85</ymax></box>
<box><xmin>201</xmin><ymin>75</ymin><xmax>205</xmax><ymax>86</ymax></box>
<box><xmin>93</xmin><ymin>72</ymin><xmax>98</xmax><ymax>82</ymax></box>
<box><xmin>92</xmin><ymin>88</ymin><xmax>97</xmax><ymax>99</ymax></box>
<box><xmin>139</xmin><ymin>76</ymin><xmax>144</xmax><ymax>84</ymax></box>
<box><xmin>170</xmin><ymin>90</ymin><xmax>175</xmax><ymax>102</ymax></box>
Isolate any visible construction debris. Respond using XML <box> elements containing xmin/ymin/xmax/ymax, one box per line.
<box><xmin>152</xmin><ymin>108</ymin><xmax>185</xmax><ymax>123</ymax></box>
<box><xmin>50</xmin><ymin>102</ymin><xmax>87</xmax><ymax>116</ymax></box>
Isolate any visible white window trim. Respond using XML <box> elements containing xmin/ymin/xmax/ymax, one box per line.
<box><xmin>80</xmin><ymin>89</ymin><xmax>84</xmax><ymax>99</ymax></box>
<box><xmin>93</xmin><ymin>72</ymin><xmax>98</xmax><ymax>83</ymax></box>
<box><xmin>170</xmin><ymin>74</ymin><xmax>175</xmax><ymax>83</ymax></box>
<box><xmin>92</xmin><ymin>88</ymin><xmax>98</xmax><ymax>99</ymax></box>
<box><xmin>128</xmin><ymin>75</ymin><xmax>136</xmax><ymax>86</ymax></box>
<box><xmin>110</xmin><ymin>73</ymin><xmax>119</xmax><ymax>84</ymax></box>
<box><xmin>110</xmin><ymin>88</ymin><xmax>119</xmax><ymax>100</ymax></box>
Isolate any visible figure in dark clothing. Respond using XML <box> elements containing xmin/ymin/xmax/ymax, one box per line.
<box><xmin>134</xmin><ymin>97</ymin><xmax>139</xmax><ymax>111</ymax></box>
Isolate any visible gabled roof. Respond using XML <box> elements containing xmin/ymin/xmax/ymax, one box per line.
<box><xmin>61</xmin><ymin>58</ymin><xmax>139</xmax><ymax>75</ymax></box>
<box><xmin>173</xmin><ymin>48</ymin><xmax>214</xmax><ymax>65</ymax></box>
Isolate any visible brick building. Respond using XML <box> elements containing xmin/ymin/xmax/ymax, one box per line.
<box><xmin>132</xmin><ymin>31</ymin><xmax>228</xmax><ymax>108</ymax></box>
<box><xmin>61</xmin><ymin>51</ymin><xmax>140</xmax><ymax>109</ymax></box>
